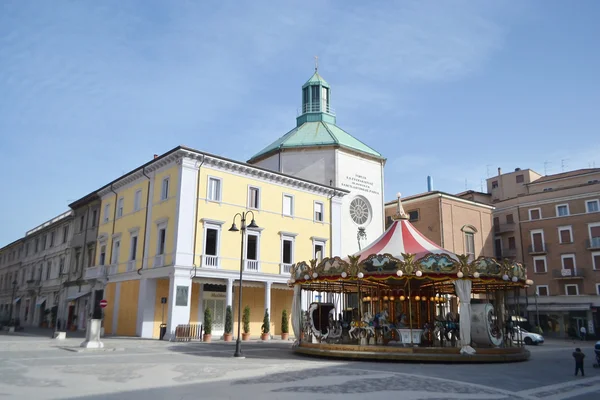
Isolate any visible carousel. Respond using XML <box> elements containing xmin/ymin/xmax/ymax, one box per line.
<box><xmin>288</xmin><ymin>194</ymin><xmax>534</xmax><ymax>363</ymax></box>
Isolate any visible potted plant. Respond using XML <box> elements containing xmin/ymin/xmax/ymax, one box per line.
<box><xmin>261</xmin><ymin>309</ymin><xmax>270</xmax><ymax>341</ymax></box>
<box><xmin>224</xmin><ymin>305</ymin><xmax>233</xmax><ymax>342</ymax></box>
<box><xmin>203</xmin><ymin>308</ymin><xmax>212</xmax><ymax>343</ymax></box>
<box><xmin>41</xmin><ymin>309</ymin><xmax>50</xmax><ymax>328</ymax></box>
<box><xmin>281</xmin><ymin>309</ymin><xmax>289</xmax><ymax>340</ymax></box>
<box><xmin>242</xmin><ymin>306</ymin><xmax>251</xmax><ymax>341</ymax></box>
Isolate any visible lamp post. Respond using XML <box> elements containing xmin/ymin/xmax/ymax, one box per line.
<box><xmin>534</xmin><ymin>292</ymin><xmax>540</xmax><ymax>329</ymax></box>
<box><xmin>9</xmin><ymin>279</ymin><xmax>18</xmax><ymax>324</ymax></box>
<box><xmin>357</xmin><ymin>227</ymin><xmax>367</xmax><ymax>251</ymax></box>
<box><xmin>228</xmin><ymin>211</ymin><xmax>258</xmax><ymax>358</ymax></box>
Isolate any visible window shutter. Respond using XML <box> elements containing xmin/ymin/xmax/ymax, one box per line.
<box><xmin>560</xmin><ymin>229</ymin><xmax>571</xmax><ymax>243</ymax></box>
<box><xmin>562</xmin><ymin>257</ymin><xmax>574</xmax><ymax>270</ymax></box>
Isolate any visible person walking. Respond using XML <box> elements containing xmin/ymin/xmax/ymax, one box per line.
<box><xmin>580</xmin><ymin>325</ymin><xmax>587</xmax><ymax>341</ymax></box>
<box><xmin>573</xmin><ymin>348</ymin><xmax>585</xmax><ymax>376</ymax></box>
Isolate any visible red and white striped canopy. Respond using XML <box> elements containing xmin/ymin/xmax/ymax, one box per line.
<box><xmin>353</xmin><ymin>219</ymin><xmax>459</xmax><ymax>263</ymax></box>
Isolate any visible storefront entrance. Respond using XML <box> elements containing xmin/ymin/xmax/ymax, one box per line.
<box><xmin>203</xmin><ymin>288</ymin><xmax>226</xmax><ymax>336</ymax></box>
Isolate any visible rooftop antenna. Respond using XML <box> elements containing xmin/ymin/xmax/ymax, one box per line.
<box><xmin>465</xmin><ymin>178</ymin><xmax>468</xmax><ymax>190</ymax></box>
<box><xmin>480</xmin><ymin>179</ymin><xmax>484</xmax><ymax>192</ymax></box>
<box><xmin>486</xmin><ymin>165</ymin><xmax>491</xmax><ymax>178</ymax></box>
<box><xmin>561</xmin><ymin>159</ymin><xmax>568</xmax><ymax>172</ymax></box>
<box><xmin>314</xmin><ymin>55</ymin><xmax>318</xmax><ymax>72</ymax></box>
<box><xmin>543</xmin><ymin>161</ymin><xmax>551</xmax><ymax>176</ymax></box>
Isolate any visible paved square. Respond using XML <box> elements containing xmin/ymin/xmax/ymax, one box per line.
<box><xmin>1</xmin><ymin>331</ymin><xmax>599</xmax><ymax>399</ymax></box>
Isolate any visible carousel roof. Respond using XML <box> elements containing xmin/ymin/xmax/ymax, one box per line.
<box><xmin>353</xmin><ymin>219</ymin><xmax>458</xmax><ymax>263</ymax></box>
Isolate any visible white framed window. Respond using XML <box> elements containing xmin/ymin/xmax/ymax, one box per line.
<box><xmin>157</xmin><ymin>226</ymin><xmax>166</xmax><ymax>255</ymax></box>
<box><xmin>528</xmin><ymin>208</ymin><xmax>542</xmax><ymax>220</ymax></box>
<box><xmin>248</xmin><ymin>186</ymin><xmax>260</xmax><ymax>209</ymax></box>
<box><xmin>282</xmin><ymin>194</ymin><xmax>294</xmax><ymax>216</ymax></box>
<box><xmin>130</xmin><ymin>232</ymin><xmax>138</xmax><ymax>261</ymax></box>
<box><xmin>314</xmin><ymin>201</ymin><xmax>324</xmax><ymax>222</ymax></box>
<box><xmin>596</xmin><ymin>283</ymin><xmax>600</xmax><ymax>295</ymax></box>
<box><xmin>59</xmin><ymin>257</ymin><xmax>65</xmax><ymax>275</ymax></box>
<box><xmin>161</xmin><ymin>177</ymin><xmax>170</xmax><ymax>201</ymax></box>
<box><xmin>99</xmin><ymin>244</ymin><xmax>106</xmax><ymax>266</ymax></box>
<box><xmin>111</xmin><ymin>238</ymin><xmax>121</xmax><ymax>265</ymax></box>
<box><xmin>244</xmin><ymin>230</ymin><xmax>261</xmax><ymax>271</ymax></box>
<box><xmin>556</xmin><ymin>204</ymin><xmax>569</xmax><ymax>217</ymax></box>
<box><xmin>530</xmin><ymin>229</ymin><xmax>545</xmax><ymax>253</ymax></box>
<box><xmin>91</xmin><ymin>209</ymin><xmax>97</xmax><ymax>227</ymax></box>
<box><xmin>103</xmin><ymin>203</ymin><xmax>110</xmax><ymax>223</ymax></box>
<box><xmin>202</xmin><ymin>221</ymin><xmax>222</xmax><ymax>268</ymax></box>
<box><xmin>561</xmin><ymin>254</ymin><xmax>576</xmax><ymax>274</ymax></box>
<box><xmin>592</xmin><ymin>252</ymin><xmax>600</xmax><ymax>270</ymax></box>
<box><xmin>533</xmin><ymin>256</ymin><xmax>547</xmax><ymax>273</ymax></box>
<box><xmin>558</xmin><ymin>226</ymin><xmax>573</xmax><ymax>244</ymax></box>
<box><xmin>134</xmin><ymin>189</ymin><xmax>142</xmax><ymax>212</ymax></box>
<box><xmin>87</xmin><ymin>245</ymin><xmax>95</xmax><ymax>268</ymax></box>
<box><xmin>464</xmin><ymin>232</ymin><xmax>475</xmax><ymax>261</ymax></box>
<box><xmin>589</xmin><ymin>223</ymin><xmax>600</xmax><ymax>249</ymax></box>
<box><xmin>586</xmin><ymin>199</ymin><xmax>600</xmax><ymax>213</ymax></box>
<box><xmin>536</xmin><ymin>285</ymin><xmax>549</xmax><ymax>296</ymax></box>
<box><xmin>62</xmin><ymin>225</ymin><xmax>69</xmax><ymax>244</ymax></box>
<box><xmin>565</xmin><ymin>284</ymin><xmax>579</xmax><ymax>296</ymax></box>
<box><xmin>312</xmin><ymin>238</ymin><xmax>327</xmax><ymax>262</ymax></box>
<box><xmin>50</xmin><ymin>231</ymin><xmax>55</xmax><ymax>247</ymax></box>
<box><xmin>207</xmin><ymin>177</ymin><xmax>222</xmax><ymax>202</ymax></box>
<box><xmin>117</xmin><ymin>197</ymin><xmax>124</xmax><ymax>218</ymax></box>
<box><xmin>280</xmin><ymin>234</ymin><xmax>295</xmax><ymax>265</ymax></box>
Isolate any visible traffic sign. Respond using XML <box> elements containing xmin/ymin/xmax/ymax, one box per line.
<box><xmin>99</xmin><ymin>299</ymin><xmax>108</xmax><ymax>308</ymax></box>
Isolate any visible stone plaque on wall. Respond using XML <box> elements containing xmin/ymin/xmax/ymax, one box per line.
<box><xmin>175</xmin><ymin>286</ymin><xmax>189</xmax><ymax>306</ymax></box>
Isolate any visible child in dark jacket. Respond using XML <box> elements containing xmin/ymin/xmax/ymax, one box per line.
<box><xmin>573</xmin><ymin>348</ymin><xmax>585</xmax><ymax>376</ymax></box>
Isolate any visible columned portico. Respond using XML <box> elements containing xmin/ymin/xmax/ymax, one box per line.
<box><xmin>264</xmin><ymin>281</ymin><xmax>272</xmax><ymax>313</ymax></box>
<box><xmin>165</xmin><ymin>268</ymin><xmax>192</xmax><ymax>340</ymax></box>
<box><xmin>226</xmin><ymin>278</ymin><xmax>234</xmax><ymax>308</ymax></box>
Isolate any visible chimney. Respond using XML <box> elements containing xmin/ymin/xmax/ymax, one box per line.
<box><xmin>498</xmin><ymin>167</ymin><xmax>502</xmax><ymax>176</ymax></box>
<box><xmin>427</xmin><ymin>176</ymin><xmax>433</xmax><ymax>192</ymax></box>
<box><xmin>154</xmin><ymin>154</ymin><xmax>159</xmax><ymax>159</ymax></box>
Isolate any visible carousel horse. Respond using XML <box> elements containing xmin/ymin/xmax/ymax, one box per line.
<box><xmin>325</xmin><ymin>309</ymin><xmax>343</xmax><ymax>343</ymax></box>
<box><xmin>432</xmin><ymin>313</ymin><xmax>460</xmax><ymax>346</ymax></box>
<box><xmin>421</xmin><ymin>321</ymin><xmax>434</xmax><ymax>346</ymax></box>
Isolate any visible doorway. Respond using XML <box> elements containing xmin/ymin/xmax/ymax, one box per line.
<box><xmin>204</xmin><ymin>299</ymin><xmax>225</xmax><ymax>336</ymax></box>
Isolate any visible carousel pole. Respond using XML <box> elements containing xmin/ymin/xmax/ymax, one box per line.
<box><xmin>408</xmin><ymin>280</ymin><xmax>414</xmax><ymax>346</ymax></box>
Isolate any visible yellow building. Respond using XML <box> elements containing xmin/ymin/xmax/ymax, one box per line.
<box><xmin>82</xmin><ymin>146</ymin><xmax>347</xmax><ymax>339</ymax></box>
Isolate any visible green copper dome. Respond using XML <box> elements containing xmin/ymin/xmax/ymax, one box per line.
<box><xmin>247</xmin><ymin>71</ymin><xmax>384</xmax><ymax>163</ymax></box>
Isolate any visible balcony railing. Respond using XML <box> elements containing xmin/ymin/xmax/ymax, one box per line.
<box><xmin>202</xmin><ymin>255</ymin><xmax>219</xmax><ymax>268</ymax></box>
<box><xmin>552</xmin><ymin>268</ymin><xmax>586</xmax><ymax>279</ymax></box>
<box><xmin>83</xmin><ymin>265</ymin><xmax>106</xmax><ymax>281</ymax></box>
<box><xmin>245</xmin><ymin>260</ymin><xmax>259</xmax><ymax>272</ymax></box>
<box><xmin>586</xmin><ymin>238</ymin><xmax>600</xmax><ymax>250</ymax></box>
<box><xmin>26</xmin><ymin>279</ymin><xmax>40</xmax><ymax>289</ymax></box>
<box><xmin>528</xmin><ymin>243</ymin><xmax>548</xmax><ymax>255</ymax></box>
<box><xmin>108</xmin><ymin>264</ymin><xmax>118</xmax><ymax>275</ymax></box>
<box><xmin>127</xmin><ymin>260</ymin><xmax>137</xmax><ymax>272</ymax></box>
<box><xmin>494</xmin><ymin>223</ymin><xmax>515</xmax><ymax>234</ymax></box>
<box><xmin>280</xmin><ymin>263</ymin><xmax>293</xmax><ymax>275</ymax></box>
<box><xmin>153</xmin><ymin>254</ymin><xmax>165</xmax><ymax>268</ymax></box>
<box><xmin>501</xmin><ymin>248</ymin><xmax>517</xmax><ymax>258</ymax></box>
<box><xmin>299</xmin><ymin>103</ymin><xmax>335</xmax><ymax>115</ymax></box>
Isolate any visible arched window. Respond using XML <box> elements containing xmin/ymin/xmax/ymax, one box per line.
<box><xmin>461</xmin><ymin>225</ymin><xmax>477</xmax><ymax>261</ymax></box>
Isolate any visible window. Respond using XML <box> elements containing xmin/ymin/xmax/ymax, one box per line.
<box><xmin>516</xmin><ymin>174</ymin><xmax>524</xmax><ymax>183</ymax></box>
<box><xmin>314</xmin><ymin>202</ymin><xmax>324</xmax><ymax>222</ymax></box>
<box><xmin>385</xmin><ymin>216</ymin><xmax>393</xmax><ymax>230</ymax></box>
<box><xmin>506</xmin><ymin>214</ymin><xmax>514</xmax><ymax>224</ymax></box>
<box><xmin>558</xmin><ymin>226</ymin><xmax>573</xmax><ymax>244</ymax></box>
<box><xmin>59</xmin><ymin>257</ymin><xmax>65</xmax><ymax>275</ymax></box>
<box><xmin>283</xmin><ymin>194</ymin><xmax>293</xmax><ymax>216</ymax></box>
<box><xmin>161</xmin><ymin>178</ymin><xmax>170</xmax><ymax>201</ymax></box>
<box><xmin>35</xmin><ymin>238</ymin><xmax>39</xmax><ymax>253</ymax></box>
<box><xmin>556</xmin><ymin>204</ymin><xmax>569</xmax><ymax>217</ymax></box>
<box><xmin>111</xmin><ymin>239</ymin><xmax>121</xmax><ymax>265</ymax></box>
<box><xmin>99</xmin><ymin>245</ymin><xmax>106</xmax><ymax>266</ymax></box>
<box><xmin>87</xmin><ymin>246</ymin><xmax>95</xmax><ymax>268</ymax></box>
<box><xmin>586</xmin><ymin>200</ymin><xmax>599</xmax><ymax>213</ymax></box>
<box><xmin>536</xmin><ymin>285</ymin><xmax>549</xmax><ymax>296</ymax></box>
<box><xmin>565</xmin><ymin>284</ymin><xmax>579</xmax><ymax>296</ymax></box>
<box><xmin>91</xmin><ymin>209</ymin><xmax>97</xmax><ymax>227</ymax></box>
<box><xmin>561</xmin><ymin>254</ymin><xmax>576</xmax><ymax>273</ymax></box>
<box><xmin>157</xmin><ymin>228</ymin><xmax>166</xmax><ymax>255</ymax></box>
<box><xmin>104</xmin><ymin>204</ymin><xmax>110</xmax><ymax>223</ymax></box>
<box><xmin>207</xmin><ymin>177</ymin><xmax>221</xmax><ymax>202</ymax></box>
<box><xmin>117</xmin><ymin>197</ymin><xmax>124</xmax><ymax>218</ymax></box>
<box><xmin>464</xmin><ymin>232</ymin><xmax>475</xmax><ymax>261</ymax></box>
<box><xmin>314</xmin><ymin>241</ymin><xmax>325</xmax><ymax>262</ymax></box>
<box><xmin>246</xmin><ymin>233</ymin><xmax>258</xmax><ymax>260</ymax></box>
<box><xmin>597</xmin><ymin>284</ymin><xmax>600</xmax><ymax>295</ymax></box>
<box><xmin>46</xmin><ymin>261</ymin><xmax>51</xmax><ymax>280</ymax></box>
<box><xmin>204</xmin><ymin>228</ymin><xmax>219</xmax><ymax>256</ymax></box>
<box><xmin>62</xmin><ymin>226</ymin><xmax>69</xmax><ymax>243</ymax></box>
<box><xmin>25</xmin><ymin>242</ymin><xmax>30</xmax><ymax>256</ymax></box>
<box><xmin>529</xmin><ymin>208</ymin><xmax>541</xmax><ymax>220</ymax></box>
<box><xmin>531</xmin><ymin>230</ymin><xmax>545</xmax><ymax>253</ymax></box>
<box><xmin>589</xmin><ymin>224</ymin><xmax>600</xmax><ymax>248</ymax></box>
<box><xmin>248</xmin><ymin>186</ymin><xmax>260</xmax><ymax>209</ymax></box>
<box><xmin>508</xmin><ymin>237</ymin><xmax>516</xmax><ymax>249</ymax></box>
<box><xmin>282</xmin><ymin>238</ymin><xmax>294</xmax><ymax>264</ymax></box>
<box><xmin>533</xmin><ymin>256</ymin><xmax>547</xmax><ymax>273</ymax></box>
<box><xmin>593</xmin><ymin>252</ymin><xmax>600</xmax><ymax>271</ymax></box>
<box><xmin>74</xmin><ymin>250</ymin><xmax>81</xmax><ymax>274</ymax></box>
<box><xmin>408</xmin><ymin>210</ymin><xmax>419</xmax><ymax>222</ymax></box>
<box><xmin>492</xmin><ymin>181</ymin><xmax>498</xmax><ymax>189</ymax></box>
<box><xmin>42</xmin><ymin>235</ymin><xmax>47</xmax><ymax>250</ymax></box>
<box><xmin>543</xmin><ymin>188</ymin><xmax>553</xmax><ymax>192</ymax></box>
<box><xmin>49</xmin><ymin>232</ymin><xmax>55</xmax><ymax>247</ymax></box>
<box><xmin>494</xmin><ymin>238</ymin><xmax>502</xmax><ymax>258</ymax></box>
<box><xmin>134</xmin><ymin>190</ymin><xmax>142</xmax><ymax>212</ymax></box>
<box><xmin>130</xmin><ymin>234</ymin><xmax>138</xmax><ymax>261</ymax></box>
<box><xmin>79</xmin><ymin>216</ymin><xmax>85</xmax><ymax>231</ymax></box>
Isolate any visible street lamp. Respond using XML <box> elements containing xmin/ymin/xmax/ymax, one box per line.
<box><xmin>357</xmin><ymin>227</ymin><xmax>367</xmax><ymax>251</ymax></box>
<box><xmin>228</xmin><ymin>211</ymin><xmax>258</xmax><ymax>358</ymax></box>
<box><xmin>9</xmin><ymin>279</ymin><xmax>18</xmax><ymax>324</ymax></box>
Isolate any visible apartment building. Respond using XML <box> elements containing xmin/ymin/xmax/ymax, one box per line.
<box><xmin>0</xmin><ymin>238</ymin><xmax>24</xmax><ymax>322</ymax></box>
<box><xmin>384</xmin><ymin>191</ymin><xmax>495</xmax><ymax>259</ymax></box>
<box><xmin>488</xmin><ymin>167</ymin><xmax>600</xmax><ymax>338</ymax></box>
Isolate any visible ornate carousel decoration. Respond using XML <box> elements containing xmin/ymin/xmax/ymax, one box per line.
<box><xmin>289</xmin><ymin>193</ymin><xmax>533</xmax><ymax>360</ymax></box>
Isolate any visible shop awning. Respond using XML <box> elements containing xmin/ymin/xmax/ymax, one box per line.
<box><xmin>35</xmin><ymin>297</ymin><xmax>47</xmax><ymax>307</ymax></box>
<box><xmin>526</xmin><ymin>304</ymin><xmax>590</xmax><ymax>312</ymax></box>
<box><xmin>67</xmin><ymin>291</ymin><xmax>90</xmax><ymax>301</ymax></box>
<box><xmin>13</xmin><ymin>297</ymin><xmax>21</xmax><ymax>304</ymax></box>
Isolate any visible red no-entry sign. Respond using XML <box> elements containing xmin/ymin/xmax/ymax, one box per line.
<box><xmin>99</xmin><ymin>299</ymin><xmax>108</xmax><ymax>308</ymax></box>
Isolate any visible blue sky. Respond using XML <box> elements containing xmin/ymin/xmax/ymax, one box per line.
<box><xmin>1</xmin><ymin>0</ymin><xmax>599</xmax><ymax>246</ymax></box>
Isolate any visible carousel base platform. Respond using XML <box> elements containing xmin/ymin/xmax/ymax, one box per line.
<box><xmin>295</xmin><ymin>343</ymin><xmax>530</xmax><ymax>363</ymax></box>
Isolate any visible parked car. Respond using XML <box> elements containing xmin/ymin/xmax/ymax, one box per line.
<box><xmin>511</xmin><ymin>326</ymin><xmax>544</xmax><ymax>345</ymax></box>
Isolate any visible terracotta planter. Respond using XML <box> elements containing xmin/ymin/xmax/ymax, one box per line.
<box><xmin>223</xmin><ymin>333</ymin><xmax>232</xmax><ymax>342</ymax></box>
<box><xmin>281</xmin><ymin>333</ymin><xmax>289</xmax><ymax>340</ymax></box>
<box><xmin>242</xmin><ymin>332</ymin><xmax>251</xmax><ymax>341</ymax></box>
<box><xmin>203</xmin><ymin>334</ymin><xmax>212</xmax><ymax>343</ymax></box>
<box><xmin>261</xmin><ymin>333</ymin><xmax>270</xmax><ymax>341</ymax></box>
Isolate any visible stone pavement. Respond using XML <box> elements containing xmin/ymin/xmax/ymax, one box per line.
<box><xmin>1</xmin><ymin>331</ymin><xmax>599</xmax><ymax>400</ymax></box>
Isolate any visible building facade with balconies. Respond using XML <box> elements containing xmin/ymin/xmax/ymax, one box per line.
<box><xmin>487</xmin><ymin>167</ymin><xmax>600</xmax><ymax>338</ymax></box>
<box><xmin>0</xmin><ymin>239</ymin><xmax>24</xmax><ymax>324</ymax></box>
<box><xmin>82</xmin><ymin>146</ymin><xmax>346</xmax><ymax>340</ymax></box>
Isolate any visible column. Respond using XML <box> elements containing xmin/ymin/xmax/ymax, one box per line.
<box><xmin>136</xmin><ymin>278</ymin><xmax>156</xmax><ymax>338</ymax></box>
<box><xmin>226</xmin><ymin>278</ymin><xmax>234</xmax><ymax>308</ymax></box>
<box><xmin>165</xmin><ymin>269</ymin><xmax>192</xmax><ymax>340</ymax></box>
<box><xmin>112</xmin><ymin>282</ymin><xmax>121</xmax><ymax>335</ymax></box>
<box><xmin>197</xmin><ymin>282</ymin><xmax>203</xmax><ymax>324</ymax></box>
<box><xmin>172</xmin><ymin>158</ymin><xmax>200</xmax><ymax>267</ymax></box>
<box><xmin>265</xmin><ymin>281</ymin><xmax>272</xmax><ymax>313</ymax></box>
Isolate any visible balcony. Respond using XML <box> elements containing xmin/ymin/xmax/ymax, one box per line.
<box><xmin>245</xmin><ymin>260</ymin><xmax>259</xmax><ymax>272</ymax></box>
<box><xmin>494</xmin><ymin>223</ymin><xmax>515</xmax><ymax>234</ymax></box>
<box><xmin>153</xmin><ymin>254</ymin><xmax>165</xmax><ymax>268</ymax></box>
<box><xmin>552</xmin><ymin>268</ymin><xmax>586</xmax><ymax>279</ymax></box>
<box><xmin>280</xmin><ymin>263</ymin><xmax>293</xmax><ymax>275</ymax></box>
<box><xmin>202</xmin><ymin>255</ymin><xmax>219</xmax><ymax>268</ymax></box>
<box><xmin>528</xmin><ymin>243</ymin><xmax>548</xmax><ymax>255</ymax></box>
<box><xmin>501</xmin><ymin>248</ymin><xmax>518</xmax><ymax>258</ymax></box>
<box><xmin>26</xmin><ymin>279</ymin><xmax>40</xmax><ymax>290</ymax></box>
<box><xmin>586</xmin><ymin>238</ymin><xmax>600</xmax><ymax>250</ymax></box>
<box><xmin>108</xmin><ymin>264</ymin><xmax>118</xmax><ymax>275</ymax></box>
<box><xmin>83</xmin><ymin>265</ymin><xmax>106</xmax><ymax>281</ymax></box>
<box><xmin>126</xmin><ymin>260</ymin><xmax>137</xmax><ymax>273</ymax></box>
